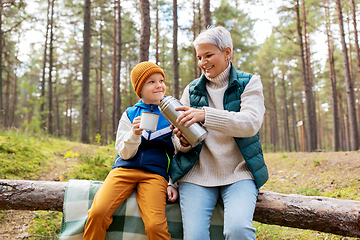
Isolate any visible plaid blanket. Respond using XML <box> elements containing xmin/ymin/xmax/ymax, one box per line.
<box><xmin>59</xmin><ymin>179</ymin><xmax>225</xmax><ymax>240</ymax></box>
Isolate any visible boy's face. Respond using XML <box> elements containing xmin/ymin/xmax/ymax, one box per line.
<box><xmin>140</xmin><ymin>73</ymin><xmax>166</xmax><ymax>105</ymax></box>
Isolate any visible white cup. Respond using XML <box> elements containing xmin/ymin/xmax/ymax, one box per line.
<box><xmin>140</xmin><ymin>112</ymin><xmax>159</xmax><ymax>132</ymax></box>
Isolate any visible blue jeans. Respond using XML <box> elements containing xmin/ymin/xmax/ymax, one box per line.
<box><xmin>179</xmin><ymin>180</ymin><xmax>258</xmax><ymax>240</ymax></box>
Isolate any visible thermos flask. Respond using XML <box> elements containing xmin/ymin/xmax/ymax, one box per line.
<box><xmin>159</xmin><ymin>96</ymin><xmax>208</xmax><ymax>147</ymax></box>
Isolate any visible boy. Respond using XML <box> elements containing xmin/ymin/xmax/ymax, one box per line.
<box><xmin>83</xmin><ymin>62</ymin><xmax>183</xmax><ymax>240</ymax></box>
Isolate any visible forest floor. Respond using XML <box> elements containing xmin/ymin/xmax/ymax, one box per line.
<box><xmin>0</xmin><ymin>130</ymin><xmax>359</xmax><ymax>239</ymax></box>
<box><xmin>0</xmin><ymin>144</ymin><xmax>82</xmax><ymax>239</ymax></box>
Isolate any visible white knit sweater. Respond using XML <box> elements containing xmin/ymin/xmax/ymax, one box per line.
<box><xmin>179</xmin><ymin>63</ymin><xmax>265</xmax><ymax>187</ymax></box>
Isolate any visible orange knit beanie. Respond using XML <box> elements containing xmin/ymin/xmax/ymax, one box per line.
<box><xmin>131</xmin><ymin>61</ymin><xmax>165</xmax><ymax>97</ymax></box>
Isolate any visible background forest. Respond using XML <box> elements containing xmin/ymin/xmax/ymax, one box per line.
<box><xmin>1</xmin><ymin>0</ymin><xmax>360</xmax><ymax>153</ymax></box>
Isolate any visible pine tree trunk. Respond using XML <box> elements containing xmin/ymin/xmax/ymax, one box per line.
<box><xmin>55</xmin><ymin>76</ymin><xmax>60</xmax><ymax>137</ymax></box>
<box><xmin>290</xmin><ymin>75</ymin><xmax>298</xmax><ymax>151</ymax></box>
<box><xmin>48</xmin><ymin>0</ymin><xmax>55</xmax><ymax>135</ymax></box>
<box><xmin>324</xmin><ymin>0</ymin><xmax>340</xmax><ymax>151</ymax></box>
<box><xmin>197</xmin><ymin>1</ymin><xmax>201</xmax><ymax>34</ymax></box>
<box><xmin>0</xmin><ymin>0</ymin><xmax>2</xmax><ymax>125</ymax></box>
<box><xmin>203</xmin><ymin>0</ymin><xmax>211</xmax><ymax>29</ymax></box>
<box><xmin>301</xmin><ymin>0</ymin><xmax>317</xmax><ymax>151</ymax></box>
<box><xmin>155</xmin><ymin>0</ymin><xmax>159</xmax><ymax>65</ymax></box>
<box><xmin>281</xmin><ymin>73</ymin><xmax>291</xmax><ymax>151</ymax></box>
<box><xmin>99</xmin><ymin>20</ymin><xmax>104</xmax><ymax>140</ymax></box>
<box><xmin>40</xmin><ymin>0</ymin><xmax>50</xmax><ymax>130</ymax></box>
<box><xmin>139</xmin><ymin>0</ymin><xmax>150</xmax><ymax>62</ymax></box>
<box><xmin>81</xmin><ymin>0</ymin><xmax>91</xmax><ymax>144</ymax></box>
<box><xmin>350</xmin><ymin>0</ymin><xmax>360</xmax><ymax>137</ymax></box>
<box><xmin>4</xmin><ymin>70</ymin><xmax>9</xmax><ymax>128</ymax></box>
<box><xmin>112</xmin><ymin>3</ymin><xmax>116</xmax><ymax>140</ymax></box>
<box><xmin>172</xmin><ymin>0</ymin><xmax>179</xmax><ymax>99</ymax></box>
<box><xmin>192</xmin><ymin>0</ymin><xmax>198</xmax><ymax>79</ymax></box>
<box><xmin>115</xmin><ymin>0</ymin><xmax>122</xmax><ymax>130</ymax></box>
<box><xmin>335</xmin><ymin>0</ymin><xmax>359</xmax><ymax>150</ymax></box>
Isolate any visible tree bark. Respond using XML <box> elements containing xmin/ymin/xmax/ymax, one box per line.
<box><xmin>172</xmin><ymin>0</ymin><xmax>179</xmax><ymax>99</ymax></box>
<box><xmin>203</xmin><ymin>0</ymin><xmax>211</xmax><ymax>29</ymax></box>
<box><xmin>48</xmin><ymin>0</ymin><xmax>55</xmax><ymax>135</ymax></box>
<box><xmin>335</xmin><ymin>0</ymin><xmax>359</xmax><ymax>150</ymax></box>
<box><xmin>40</xmin><ymin>0</ymin><xmax>50</xmax><ymax>131</ymax></box>
<box><xmin>112</xmin><ymin>3</ymin><xmax>116</xmax><ymax>140</ymax></box>
<box><xmin>155</xmin><ymin>0</ymin><xmax>159</xmax><ymax>65</ymax></box>
<box><xmin>0</xmin><ymin>0</ymin><xmax>3</xmax><ymax>125</ymax></box>
<box><xmin>324</xmin><ymin>0</ymin><xmax>340</xmax><ymax>151</ymax></box>
<box><xmin>299</xmin><ymin>0</ymin><xmax>317</xmax><ymax>152</ymax></box>
<box><xmin>81</xmin><ymin>0</ymin><xmax>91</xmax><ymax>144</ymax></box>
<box><xmin>138</xmin><ymin>0</ymin><xmax>150</xmax><ymax>62</ymax></box>
<box><xmin>115</xmin><ymin>0</ymin><xmax>122</xmax><ymax>131</ymax></box>
<box><xmin>1</xmin><ymin>180</ymin><xmax>360</xmax><ymax>238</ymax></box>
<box><xmin>350</xmin><ymin>0</ymin><xmax>360</xmax><ymax>137</ymax></box>
<box><xmin>281</xmin><ymin>73</ymin><xmax>291</xmax><ymax>151</ymax></box>
<box><xmin>192</xmin><ymin>0</ymin><xmax>198</xmax><ymax>79</ymax></box>
<box><xmin>289</xmin><ymin>74</ymin><xmax>298</xmax><ymax>151</ymax></box>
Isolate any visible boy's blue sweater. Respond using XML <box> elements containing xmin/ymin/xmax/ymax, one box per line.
<box><xmin>112</xmin><ymin>99</ymin><xmax>174</xmax><ymax>181</ymax></box>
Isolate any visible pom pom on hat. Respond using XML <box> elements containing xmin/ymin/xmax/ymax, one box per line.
<box><xmin>131</xmin><ymin>61</ymin><xmax>165</xmax><ymax>97</ymax></box>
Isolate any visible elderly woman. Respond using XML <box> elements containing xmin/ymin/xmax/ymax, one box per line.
<box><xmin>170</xmin><ymin>26</ymin><xmax>268</xmax><ymax>240</ymax></box>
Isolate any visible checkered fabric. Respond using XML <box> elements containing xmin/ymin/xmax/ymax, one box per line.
<box><xmin>59</xmin><ymin>179</ymin><xmax>225</xmax><ymax>240</ymax></box>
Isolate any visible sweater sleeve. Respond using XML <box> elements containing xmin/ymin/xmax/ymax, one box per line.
<box><xmin>203</xmin><ymin>75</ymin><xmax>265</xmax><ymax>138</ymax></box>
<box><xmin>115</xmin><ymin>111</ymin><xmax>142</xmax><ymax>160</ymax></box>
<box><xmin>180</xmin><ymin>85</ymin><xmax>191</xmax><ymax>107</ymax></box>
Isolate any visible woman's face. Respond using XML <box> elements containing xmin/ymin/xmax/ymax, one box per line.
<box><xmin>196</xmin><ymin>43</ymin><xmax>231</xmax><ymax>78</ymax></box>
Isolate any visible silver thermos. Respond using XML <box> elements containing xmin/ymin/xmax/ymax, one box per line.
<box><xmin>159</xmin><ymin>96</ymin><xmax>208</xmax><ymax>147</ymax></box>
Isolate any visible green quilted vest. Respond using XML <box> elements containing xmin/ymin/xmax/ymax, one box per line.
<box><xmin>169</xmin><ymin>64</ymin><xmax>268</xmax><ymax>189</ymax></box>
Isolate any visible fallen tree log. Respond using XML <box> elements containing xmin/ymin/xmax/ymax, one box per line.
<box><xmin>1</xmin><ymin>179</ymin><xmax>360</xmax><ymax>238</ymax></box>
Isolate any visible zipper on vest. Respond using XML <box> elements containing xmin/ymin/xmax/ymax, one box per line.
<box><xmin>148</xmin><ymin>104</ymin><xmax>154</xmax><ymax>140</ymax></box>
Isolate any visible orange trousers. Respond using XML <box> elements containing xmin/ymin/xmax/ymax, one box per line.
<box><xmin>83</xmin><ymin>167</ymin><xmax>171</xmax><ymax>240</ymax></box>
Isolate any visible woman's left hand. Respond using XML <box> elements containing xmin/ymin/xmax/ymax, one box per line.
<box><xmin>175</xmin><ymin>106</ymin><xmax>205</xmax><ymax>127</ymax></box>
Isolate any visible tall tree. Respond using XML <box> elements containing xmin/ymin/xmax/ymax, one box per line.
<box><xmin>203</xmin><ymin>0</ymin><xmax>211</xmax><ymax>28</ymax></box>
<box><xmin>40</xmin><ymin>0</ymin><xmax>50</xmax><ymax>130</ymax></box>
<box><xmin>301</xmin><ymin>0</ymin><xmax>317</xmax><ymax>151</ymax></box>
<box><xmin>48</xmin><ymin>0</ymin><xmax>55</xmax><ymax>134</ymax></box>
<box><xmin>281</xmin><ymin>72</ymin><xmax>291</xmax><ymax>151</ymax></box>
<box><xmin>112</xmin><ymin>2</ymin><xmax>116</xmax><ymax>139</ymax></box>
<box><xmin>81</xmin><ymin>0</ymin><xmax>91</xmax><ymax>143</ymax></box>
<box><xmin>350</xmin><ymin>0</ymin><xmax>360</xmax><ymax>135</ymax></box>
<box><xmin>115</xmin><ymin>0</ymin><xmax>121</xmax><ymax>134</ymax></box>
<box><xmin>172</xmin><ymin>0</ymin><xmax>179</xmax><ymax>99</ymax></box>
<box><xmin>324</xmin><ymin>0</ymin><xmax>340</xmax><ymax>151</ymax></box>
<box><xmin>0</xmin><ymin>0</ymin><xmax>3</xmax><ymax>125</ymax></box>
<box><xmin>155</xmin><ymin>0</ymin><xmax>159</xmax><ymax>65</ymax></box>
<box><xmin>139</xmin><ymin>0</ymin><xmax>150</xmax><ymax>62</ymax></box>
<box><xmin>192</xmin><ymin>0</ymin><xmax>198</xmax><ymax>79</ymax></box>
<box><xmin>295</xmin><ymin>0</ymin><xmax>317</xmax><ymax>151</ymax></box>
<box><xmin>335</xmin><ymin>0</ymin><xmax>359</xmax><ymax>150</ymax></box>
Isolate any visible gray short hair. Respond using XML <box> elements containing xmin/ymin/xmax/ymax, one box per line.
<box><xmin>193</xmin><ymin>26</ymin><xmax>233</xmax><ymax>53</ymax></box>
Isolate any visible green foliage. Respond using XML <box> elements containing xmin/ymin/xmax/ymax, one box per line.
<box><xmin>64</xmin><ymin>151</ymin><xmax>79</xmax><ymax>158</ymax></box>
<box><xmin>69</xmin><ymin>153</ymin><xmax>111</xmax><ymax>181</ymax></box>
<box><xmin>0</xmin><ymin>134</ymin><xmax>47</xmax><ymax>179</ymax></box>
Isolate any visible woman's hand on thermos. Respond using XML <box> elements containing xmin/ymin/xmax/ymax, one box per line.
<box><xmin>175</xmin><ymin>106</ymin><xmax>205</xmax><ymax>127</ymax></box>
